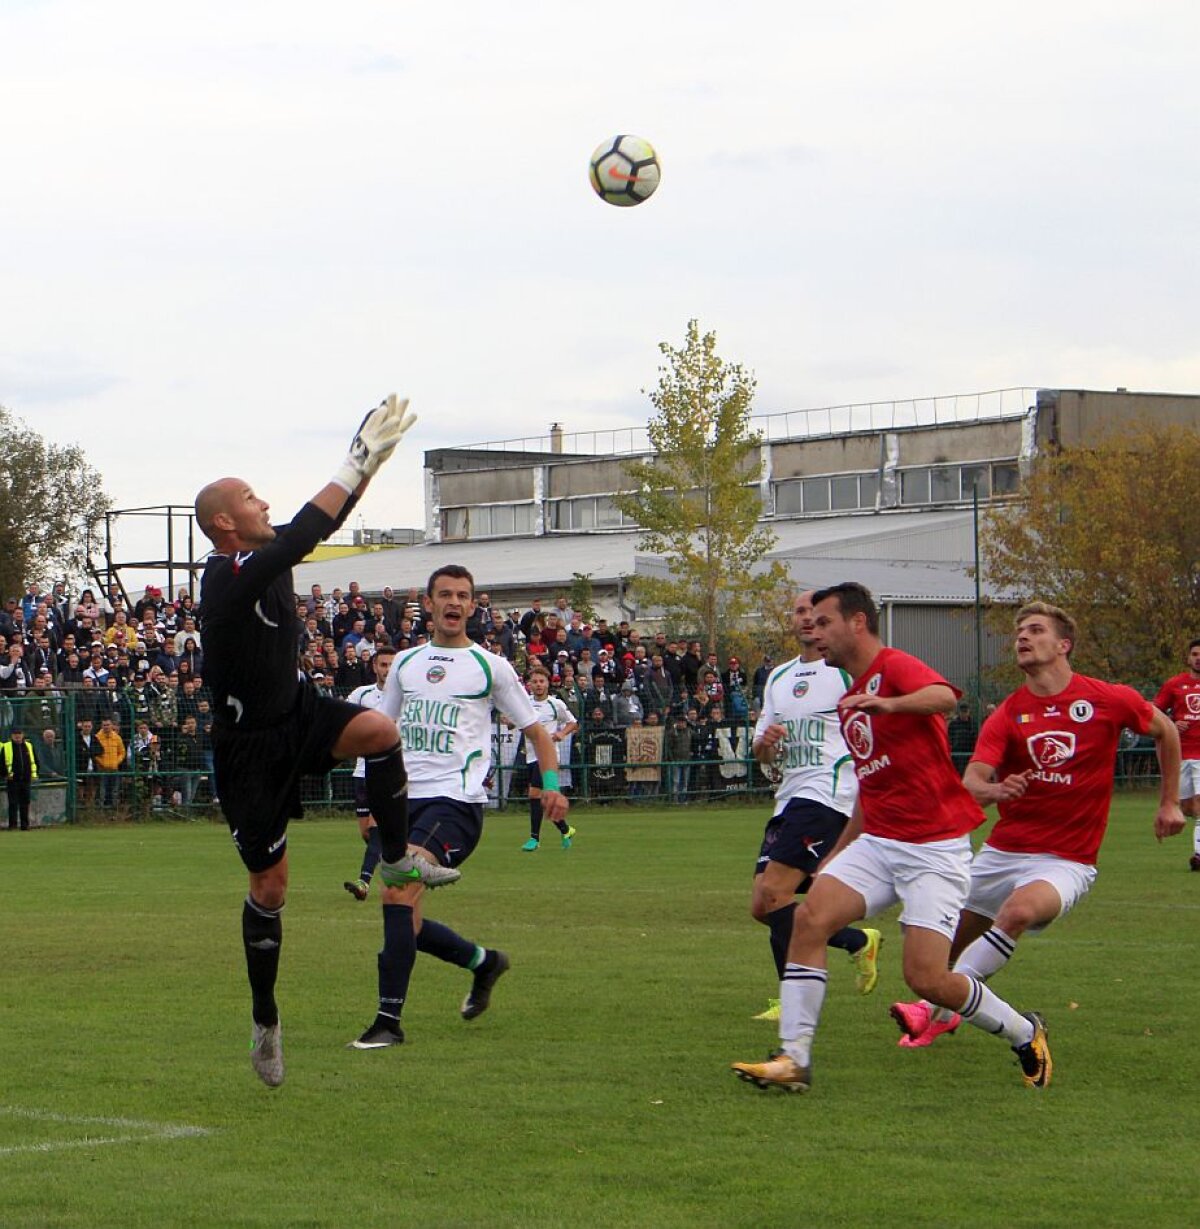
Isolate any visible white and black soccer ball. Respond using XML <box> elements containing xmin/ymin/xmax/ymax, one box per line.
<box><xmin>588</xmin><ymin>135</ymin><xmax>661</xmax><ymax>207</ymax></box>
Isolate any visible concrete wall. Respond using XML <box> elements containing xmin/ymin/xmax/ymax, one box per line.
<box><xmin>439</xmin><ymin>467</ymin><xmax>535</xmax><ymax>505</ymax></box>
<box><xmin>772</xmin><ymin>434</ymin><xmax>881</xmax><ymax>478</ymax></box>
<box><xmin>1037</xmin><ymin>389</ymin><xmax>1200</xmax><ymax>450</ymax></box>
<box><xmin>895</xmin><ymin>419</ymin><xmax>1023</xmax><ymax>465</ymax></box>
<box><xmin>547</xmin><ymin>458</ymin><xmax>631</xmax><ymax>498</ymax></box>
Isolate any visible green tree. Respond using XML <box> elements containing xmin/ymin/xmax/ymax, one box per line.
<box><xmin>566</xmin><ymin>572</ymin><xmax>599</xmax><ymax>625</ymax></box>
<box><xmin>980</xmin><ymin>421</ymin><xmax>1200</xmax><ymax>688</ymax></box>
<box><xmin>0</xmin><ymin>405</ymin><xmax>111</xmax><ymax>602</ymax></box>
<box><xmin>613</xmin><ymin>320</ymin><xmax>788</xmax><ymax>653</ymax></box>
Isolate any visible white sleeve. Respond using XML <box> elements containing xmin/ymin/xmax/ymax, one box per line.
<box><xmin>492</xmin><ymin>659</ymin><xmax>538</xmax><ymax>729</ymax></box>
<box><xmin>753</xmin><ymin>676</ymin><xmax>777</xmax><ymax>741</ymax></box>
<box><xmin>378</xmin><ymin>653</ymin><xmax>405</xmax><ymax>722</ymax></box>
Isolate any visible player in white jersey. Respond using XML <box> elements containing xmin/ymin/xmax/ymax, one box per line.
<box><xmin>521</xmin><ymin>666</ymin><xmax>579</xmax><ymax>851</ymax></box>
<box><xmin>748</xmin><ymin>591</ymin><xmax>881</xmax><ymax>1021</ymax></box>
<box><xmin>347</xmin><ymin>565</ymin><xmax>570</xmax><ymax>1049</ymax></box>
<box><xmin>341</xmin><ymin>646</ymin><xmax>395</xmax><ymax>900</ymax></box>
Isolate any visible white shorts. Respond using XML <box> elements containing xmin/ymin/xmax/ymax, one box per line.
<box><xmin>1180</xmin><ymin>760</ymin><xmax>1200</xmax><ymax>801</ymax></box>
<box><xmin>965</xmin><ymin>845</ymin><xmax>1096</xmax><ymax>933</ymax></box>
<box><xmin>818</xmin><ymin>833</ymin><xmax>972</xmax><ymax>941</ymax></box>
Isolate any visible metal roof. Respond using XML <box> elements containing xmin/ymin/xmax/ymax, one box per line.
<box><xmin>290</xmin><ymin>508</ymin><xmax>995</xmax><ymax>603</ymax></box>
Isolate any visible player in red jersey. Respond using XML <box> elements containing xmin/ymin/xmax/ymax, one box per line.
<box><xmin>891</xmin><ymin>602</ymin><xmax>1184</xmax><ymax>1049</ymax></box>
<box><xmin>1153</xmin><ymin>639</ymin><xmax>1200</xmax><ymax>870</ymax></box>
<box><xmin>733</xmin><ymin>582</ymin><xmax>1052</xmax><ymax>1093</ymax></box>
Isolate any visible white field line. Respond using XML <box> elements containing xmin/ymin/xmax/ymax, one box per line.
<box><xmin>0</xmin><ymin>1107</ymin><xmax>212</xmax><ymax>1157</ymax></box>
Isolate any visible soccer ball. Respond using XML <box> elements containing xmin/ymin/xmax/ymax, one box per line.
<box><xmin>588</xmin><ymin>135</ymin><xmax>661</xmax><ymax>207</ymax></box>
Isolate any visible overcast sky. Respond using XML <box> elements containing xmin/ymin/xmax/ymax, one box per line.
<box><xmin>3</xmin><ymin>1</ymin><xmax>1198</xmax><ymax>575</ymax></box>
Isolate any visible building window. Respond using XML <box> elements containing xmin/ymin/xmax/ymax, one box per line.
<box><xmin>801</xmin><ymin>477</ymin><xmax>830</xmax><ymax>513</ymax></box>
<box><xmin>900</xmin><ymin>468</ymin><xmax>930</xmax><ymax>505</ymax></box>
<box><xmin>830</xmin><ymin>475</ymin><xmax>859</xmax><ymax>511</ymax></box>
<box><xmin>441</xmin><ymin>503</ymin><xmax>534</xmax><ymax>540</ymax></box>
<box><xmin>595</xmin><ymin>496</ymin><xmax>622</xmax><ymax>529</ymax></box>
<box><xmin>901</xmin><ymin>460</ymin><xmax>1018</xmax><ymax>505</ymax></box>
<box><xmin>442</xmin><ymin>507</ymin><xmax>468</xmax><ymax>539</ymax></box>
<box><xmin>775</xmin><ymin>481</ymin><xmax>804</xmax><ymax>515</ymax></box>
<box><xmin>859</xmin><ymin>472</ymin><xmax>879</xmax><ymax>509</ymax></box>
<box><xmin>992</xmin><ymin>462</ymin><xmax>1020</xmax><ymax>496</ymax></box>
<box><xmin>960</xmin><ymin>464</ymin><xmax>990</xmax><ymax>498</ymax></box>
<box><xmin>546</xmin><ymin>496</ymin><xmax>637</xmax><ymax>531</ymax></box>
<box><xmin>930</xmin><ymin>466</ymin><xmax>958</xmax><ymax>503</ymax></box>
<box><xmin>773</xmin><ymin>472</ymin><xmax>879</xmax><ymax>516</ymax></box>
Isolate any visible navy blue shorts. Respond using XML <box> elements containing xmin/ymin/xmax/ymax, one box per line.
<box><xmin>353</xmin><ymin>777</ymin><xmax>371</xmax><ymax>818</ymax></box>
<box><xmin>409</xmin><ymin>797</ymin><xmax>484</xmax><ymax>869</ymax></box>
<box><xmin>755</xmin><ymin>798</ymin><xmax>852</xmax><ymax>879</ymax></box>
<box><xmin>527</xmin><ymin>761</ymin><xmax>543</xmax><ymax>790</ymax></box>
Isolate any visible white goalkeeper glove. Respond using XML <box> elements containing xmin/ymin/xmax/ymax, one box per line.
<box><xmin>332</xmin><ymin>395</ymin><xmax>417</xmax><ymax>493</ymax></box>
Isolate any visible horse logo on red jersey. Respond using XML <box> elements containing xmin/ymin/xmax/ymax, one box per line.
<box><xmin>1026</xmin><ymin>730</ymin><xmax>1076</xmax><ymax>768</ymax></box>
<box><xmin>1186</xmin><ymin>692</ymin><xmax>1200</xmax><ymax>717</ymax></box>
<box><xmin>844</xmin><ymin>711</ymin><xmax>874</xmax><ymax>760</ymax></box>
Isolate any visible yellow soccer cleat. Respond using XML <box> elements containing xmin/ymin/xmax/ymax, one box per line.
<box><xmin>731</xmin><ymin>1052</ymin><xmax>811</xmax><ymax>1093</ymax></box>
<box><xmin>852</xmin><ymin>928</ymin><xmax>882</xmax><ymax>995</ymax></box>
<box><xmin>1012</xmin><ymin>1012</ymin><xmax>1052</xmax><ymax>1089</ymax></box>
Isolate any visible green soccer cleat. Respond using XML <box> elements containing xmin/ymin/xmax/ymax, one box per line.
<box><xmin>521</xmin><ymin>838</ymin><xmax>539</xmax><ymax>852</ymax></box>
<box><xmin>852</xmin><ymin>928</ymin><xmax>882</xmax><ymax>995</ymax></box>
<box><xmin>561</xmin><ymin>825</ymin><xmax>577</xmax><ymax>850</ymax></box>
<box><xmin>379</xmin><ymin>854</ymin><xmax>461</xmax><ymax>889</ymax></box>
<box><xmin>752</xmin><ymin>998</ymin><xmax>781</xmax><ymax>1022</ymax></box>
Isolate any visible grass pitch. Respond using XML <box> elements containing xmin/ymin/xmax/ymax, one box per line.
<box><xmin>2</xmin><ymin>796</ymin><xmax>1198</xmax><ymax>1229</ymax></box>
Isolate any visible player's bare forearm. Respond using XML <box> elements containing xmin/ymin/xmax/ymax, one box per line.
<box><xmin>1149</xmin><ymin>709</ymin><xmax>1182</xmax><ymax>804</ymax></box>
<box><xmin>839</xmin><ymin>684</ymin><xmax>957</xmax><ymax>717</ymax></box>
<box><xmin>540</xmin><ymin>789</ymin><xmax>569</xmax><ymax>821</ymax></box>
<box><xmin>753</xmin><ymin>722</ymin><xmax>786</xmax><ymax>764</ymax></box>
<box><xmin>1154</xmin><ymin>802</ymin><xmax>1186</xmax><ymax>841</ymax></box>
<box><xmin>963</xmin><ymin>760</ymin><xmax>1030</xmax><ymax>806</ymax></box>
<box><xmin>525</xmin><ymin>722</ymin><xmax>561</xmax><ymax>778</ymax></box>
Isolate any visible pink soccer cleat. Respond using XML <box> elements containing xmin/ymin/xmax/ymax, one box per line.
<box><xmin>890</xmin><ymin>999</ymin><xmax>961</xmax><ymax>1048</ymax></box>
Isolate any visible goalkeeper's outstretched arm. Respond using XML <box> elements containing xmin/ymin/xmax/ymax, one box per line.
<box><xmin>312</xmin><ymin>394</ymin><xmax>418</xmax><ymax>520</ymax></box>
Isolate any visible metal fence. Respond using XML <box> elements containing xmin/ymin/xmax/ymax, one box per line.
<box><xmin>0</xmin><ymin>688</ymin><xmax>1166</xmax><ymax>827</ymax></box>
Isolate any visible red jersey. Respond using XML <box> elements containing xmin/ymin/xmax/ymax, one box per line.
<box><xmin>971</xmin><ymin>673</ymin><xmax>1155</xmax><ymax>865</ymax></box>
<box><xmin>1153</xmin><ymin>673</ymin><xmax>1200</xmax><ymax>759</ymax></box>
<box><xmin>840</xmin><ymin>647</ymin><xmax>985</xmax><ymax>843</ymax></box>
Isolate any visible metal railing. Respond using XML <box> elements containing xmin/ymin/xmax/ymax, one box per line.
<box><xmin>455</xmin><ymin>388</ymin><xmax>1038</xmax><ymax>458</ymax></box>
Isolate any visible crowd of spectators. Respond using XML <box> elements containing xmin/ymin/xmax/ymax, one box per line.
<box><xmin>0</xmin><ymin>580</ymin><xmax>213</xmax><ymax>811</ymax></box>
<box><xmin>2</xmin><ymin>577</ymin><xmax>784</xmax><ymax>813</ymax></box>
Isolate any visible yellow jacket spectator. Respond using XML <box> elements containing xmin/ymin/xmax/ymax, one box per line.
<box><xmin>94</xmin><ymin>719</ymin><xmax>127</xmax><ymax>771</ymax></box>
<box><xmin>2</xmin><ymin>731</ymin><xmax>39</xmax><ymax>781</ymax></box>
<box><xmin>3</xmin><ymin>728</ymin><xmax>38</xmax><ymax>831</ymax></box>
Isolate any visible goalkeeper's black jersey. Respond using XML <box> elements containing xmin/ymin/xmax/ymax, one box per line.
<box><xmin>200</xmin><ymin>502</ymin><xmax>336</xmax><ymax>732</ymax></box>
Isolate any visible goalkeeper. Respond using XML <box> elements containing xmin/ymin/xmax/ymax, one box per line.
<box><xmin>196</xmin><ymin>396</ymin><xmax>460</xmax><ymax>1089</ymax></box>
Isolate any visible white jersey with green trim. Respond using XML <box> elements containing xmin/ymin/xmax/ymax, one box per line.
<box><xmin>346</xmin><ymin>682</ymin><xmax>389</xmax><ymax>779</ymax></box>
<box><xmin>754</xmin><ymin>654</ymin><xmax>857</xmax><ymax>818</ymax></box>
<box><xmin>523</xmin><ymin>696</ymin><xmax>574</xmax><ymax>763</ymax></box>
<box><xmin>379</xmin><ymin>642</ymin><xmax>537</xmax><ymax>802</ymax></box>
